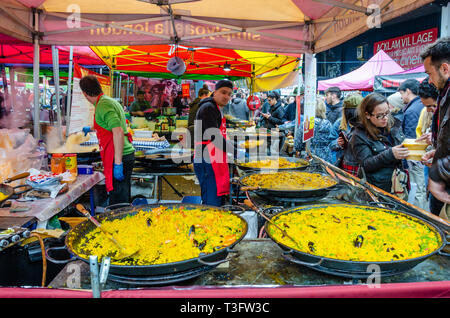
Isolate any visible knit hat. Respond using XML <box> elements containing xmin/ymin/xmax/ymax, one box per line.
<box><xmin>387</xmin><ymin>92</ymin><xmax>404</xmax><ymax>110</ymax></box>
<box><xmin>343</xmin><ymin>93</ymin><xmax>363</xmax><ymax>109</ymax></box>
<box><xmin>215</xmin><ymin>79</ymin><xmax>233</xmax><ymax>90</ymax></box>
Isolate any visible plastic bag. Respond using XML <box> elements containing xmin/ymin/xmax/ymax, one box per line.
<box><xmin>0</xmin><ymin>128</ymin><xmax>40</xmax><ymax>185</ymax></box>
<box><xmin>26</xmin><ymin>169</ymin><xmax>65</xmax><ymax>199</ymax></box>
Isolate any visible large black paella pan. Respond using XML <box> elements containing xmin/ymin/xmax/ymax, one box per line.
<box><xmin>238</xmin><ymin>170</ymin><xmax>337</xmax><ymax>201</ymax></box>
<box><xmin>47</xmin><ymin>203</ymin><xmax>248</xmax><ymax>276</ymax></box>
<box><xmin>265</xmin><ymin>203</ymin><xmax>450</xmax><ymax>278</ymax></box>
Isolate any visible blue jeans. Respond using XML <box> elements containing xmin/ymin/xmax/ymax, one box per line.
<box><xmin>194</xmin><ymin>159</ymin><xmax>223</xmax><ymax>207</ymax></box>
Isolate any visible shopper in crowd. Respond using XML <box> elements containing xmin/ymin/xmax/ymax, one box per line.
<box><xmin>417</xmin><ymin>78</ymin><xmax>438</xmax><ymax>139</ymax></box>
<box><xmin>415</xmin><ymin>78</ymin><xmax>439</xmax><ymax>213</ymax></box>
<box><xmin>187</xmin><ymin>85</ymin><xmax>210</xmax><ymax>148</ymax></box>
<box><xmin>324</xmin><ymin>86</ymin><xmax>343</xmax><ymax>124</ymax></box>
<box><xmin>399</xmin><ymin>79</ymin><xmax>424</xmax><ymax>139</ymax></box>
<box><xmin>310</xmin><ymin>98</ymin><xmax>333</xmax><ymax>163</ymax></box>
<box><xmin>329</xmin><ymin>93</ymin><xmax>363</xmax><ymax>166</ymax></box>
<box><xmin>387</xmin><ymin>91</ymin><xmax>404</xmax><ymax>122</ymax></box>
<box><xmin>260</xmin><ymin>91</ymin><xmax>285</xmax><ymax>154</ymax></box>
<box><xmin>419</xmin><ymin>37</ymin><xmax>450</xmax><ymax>218</ymax></box>
<box><xmin>260</xmin><ymin>91</ymin><xmax>285</xmax><ymax>129</ymax></box>
<box><xmin>294</xmin><ymin>97</ymin><xmax>332</xmax><ymax>163</ymax></box>
<box><xmin>281</xmin><ymin>95</ymin><xmax>297</xmax><ymax>124</ymax></box>
<box><xmin>229</xmin><ymin>93</ymin><xmax>249</xmax><ymax>121</ymax></box>
<box><xmin>351</xmin><ymin>93</ymin><xmax>408</xmax><ymax>193</ymax></box>
<box><xmin>254</xmin><ymin>91</ymin><xmax>270</xmax><ymax>127</ymax></box>
<box><xmin>129</xmin><ymin>90</ymin><xmax>151</xmax><ymax>117</ymax></box>
<box><xmin>398</xmin><ymin>79</ymin><xmax>428</xmax><ymax>208</ymax></box>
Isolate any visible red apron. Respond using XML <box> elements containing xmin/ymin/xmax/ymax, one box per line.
<box><xmin>195</xmin><ymin>103</ymin><xmax>230</xmax><ymax>196</ymax></box>
<box><xmin>93</xmin><ymin>94</ymin><xmax>133</xmax><ymax>192</ymax></box>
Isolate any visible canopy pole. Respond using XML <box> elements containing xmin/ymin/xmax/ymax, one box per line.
<box><xmin>125</xmin><ymin>75</ymin><xmax>130</xmax><ymax>108</ymax></box>
<box><xmin>32</xmin><ymin>9</ymin><xmax>40</xmax><ymax>140</ymax></box>
<box><xmin>294</xmin><ymin>62</ymin><xmax>303</xmax><ymax>139</ymax></box>
<box><xmin>118</xmin><ymin>73</ymin><xmax>122</xmax><ymax>102</ymax></box>
<box><xmin>9</xmin><ymin>67</ymin><xmax>16</xmax><ymax>112</ymax></box>
<box><xmin>65</xmin><ymin>46</ymin><xmax>74</xmax><ymax>137</ymax></box>
<box><xmin>52</xmin><ymin>45</ymin><xmax>63</xmax><ymax>145</ymax></box>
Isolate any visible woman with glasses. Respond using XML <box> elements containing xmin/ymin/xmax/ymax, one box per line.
<box><xmin>351</xmin><ymin>93</ymin><xmax>409</xmax><ymax>192</ymax></box>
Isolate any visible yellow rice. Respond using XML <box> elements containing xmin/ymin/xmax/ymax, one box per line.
<box><xmin>242</xmin><ymin>171</ymin><xmax>337</xmax><ymax>190</ymax></box>
<box><xmin>240</xmin><ymin>158</ymin><xmax>306</xmax><ymax>169</ymax></box>
<box><xmin>76</xmin><ymin>206</ymin><xmax>245</xmax><ymax>265</ymax></box>
<box><xmin>267</xmin><ymin>205</ymin><xmax>441</xmax><ymax>262</ymax></box>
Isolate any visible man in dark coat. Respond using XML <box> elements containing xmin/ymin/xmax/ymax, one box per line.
<box><xmin>325</xmin><ymin>86</ymin><xmax>343</xmax><ymax>124</ymax></box>
<box><xmin>420</xmin><ymin>37</ymin><xmax>450</xmax><ymax>215</ymax></box>
<box><xmin>398</xmin><ymin>79</ymin><xmax>424</xmax><ymax>139</ymax></box>
<box><xmin>260</xmin><ymin>91</ymin><xmax>285</xmax><ymax>129</ymax></box>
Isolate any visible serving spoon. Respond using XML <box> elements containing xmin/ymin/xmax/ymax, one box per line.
<box><xmin>76</xmin><ymin>204</ymin><xmax>139</xmax><ymax>260</ymax></box>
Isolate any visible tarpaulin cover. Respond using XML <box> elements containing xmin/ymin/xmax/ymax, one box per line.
<box><xmin>0</xmin><ymin>34</ymin><xmax>104</xmax><ymax>66</ymax></box>
<box><xmin>317</xmin><ymin>50</ymin><xmax>405</xmax><ymax>91</ymax></box>
<box><xmin>0</xmin><ymin>0</ymin><xmax>434</xmax><ymax>54</ymax></box>
<box><xmin>91</xmin><ymin>45</ymin><xmax>300</xmax><ymax>78</ymax></box>
<box><xmin>373</xmin><ymin>73</ymin><xmax>427</xmax><ymax>94</ymax></box>
<box><xmin>91</xmin><ymin>45</ymin><xmax>301</xmax><ymax>91</ymax></box>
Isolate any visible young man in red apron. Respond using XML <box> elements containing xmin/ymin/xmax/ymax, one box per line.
<box><xmin>79</xmin><ymin>75</ymin><xmax>135</xmax><ymax>206</ymax></box>
<box><xmin>193</xmin><ymin>80</ymin><xmax>245</xmax><ymax>206</ymax></box>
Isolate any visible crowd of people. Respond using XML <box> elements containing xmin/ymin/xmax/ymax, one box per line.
<box><xmin>121</xmin><ymin>38</ymin><xmax>449</xmax><ymax>217</ymax></box>
<box><xmin>184</xmin><ymin>38</ymin><xmax>449</xmax><ymax>218</ymax></box>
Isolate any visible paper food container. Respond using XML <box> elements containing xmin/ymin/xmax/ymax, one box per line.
<box><xmin>402</xmin><ymin>138</ymin><xmax>428</xmax><ymax>151</ymax></box>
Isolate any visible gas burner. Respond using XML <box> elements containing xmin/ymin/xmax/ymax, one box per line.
<box><xmin>107</xmin><ymin>265</ymin><xmax>215</xmax><ymax>286</ymax></box>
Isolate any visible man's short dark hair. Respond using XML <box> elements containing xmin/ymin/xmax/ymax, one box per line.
<box><xmin>399</xmin><ymin>79</ymin><xmax>420</xmax><ymax>95</ymax></box>
<box><xmin>267</xmin><ymin>91</ymin><xmax>280</xmax><ymax>100</ymax></box>
<box><xmin>420</xmin><ymin>37</ymin><xmax>450</xmax><ymax>68</ymax></box>
<box><xmin>325</xmin><ymin>86</ymin><xmax>341</xmax><ymax>99</ymax></box>
<box><xmin>79</xmin><ymin>75</ymin><xmax>103</xmax><ymax>97</ymax></box>
<box><xmin>137</xmin><ymin>90</ymin><xmax>145</xmax><ymax>95</ymax></box>
<box><xmin>236</xmin><ymin>93</ymin><xmax>242</xmax><ymax>99</ymax></box>
<box><xmin>418</xmin><ymin>78</ymin><xmax>439</xmax><ymax>100</ymax></box>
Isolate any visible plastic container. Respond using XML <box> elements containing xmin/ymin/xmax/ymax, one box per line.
<box><xmin>77</xmin><ymin>164</ymin><xmax>93</xmax><ymax>175</ymax></box>
<box><xmin>64</xmin><ymin>154</ymin><xmax>77</xmax><ymax>176</ymax></box>
<box><xmin>50</xmin><ymin>154</ymin><xmax>66</xmax><ymax>175</ymax></box>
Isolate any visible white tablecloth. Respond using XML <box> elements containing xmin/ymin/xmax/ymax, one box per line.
<box><xmin>0</xmin><ymin>172</ymin><xmax>104</xmax><ymax>222</ymax></box>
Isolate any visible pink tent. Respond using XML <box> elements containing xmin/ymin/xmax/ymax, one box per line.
<box><xmin>394</xmin><ymin>64</ymin><xmax>425</xmax><ymax>74</ymax></box>
<box><xmin>318</xmin><ymin>50</ymin><xmax>405</xmax><ymax>91</ymax></box>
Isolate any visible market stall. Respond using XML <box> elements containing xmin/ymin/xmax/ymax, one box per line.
<box><xmin>317</xmin><ymin>50</ymin><xmax>405</xmax><ymax>91</ymax></box>
<box><xmin>373</xmin><ymin>65</ymin><xmax>428</xmax><ymax>94</ymax></box>
<box><xmin>0</xmin><ymin>0</ymin><xmax>448</xmax><ymax>301</ymax></box>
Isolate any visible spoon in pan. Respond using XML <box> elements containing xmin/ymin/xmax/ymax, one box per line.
<box><xmin>76</xmin><ymin>204</ymin><xmax>139</xmax><ymax>261</ymax></box>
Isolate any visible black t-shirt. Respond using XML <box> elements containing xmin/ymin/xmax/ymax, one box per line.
<box><xmin>194</xmin><ymin>97</ymin><xmax>236</xmax><ymax>156</ymax></box>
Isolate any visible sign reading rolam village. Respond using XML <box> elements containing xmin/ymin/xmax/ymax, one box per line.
<box><xmin>373</xmin><ymin>28</ymin><xmax>438</xmax><ymax>70</ymax></box>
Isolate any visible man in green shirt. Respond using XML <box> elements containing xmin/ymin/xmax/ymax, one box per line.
<box><xmin>130</xmin><ymin>90</ymin><xmax>151</xmax><ymax>117</ymax></box>
<box><xmin>80</xmin><ymin>75</ymin><xmax>135</xmax><ymax>205</ymax></box>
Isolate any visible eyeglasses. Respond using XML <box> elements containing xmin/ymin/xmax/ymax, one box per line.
<box><xmin>424</xmin><ymin>104</ymin><xmax>437</xmax><ymax>108</ymax></box>
<box><xmin>371</xmin><ymin>111</ymin><xmax>390</xmax><ymax>120</ymax></box>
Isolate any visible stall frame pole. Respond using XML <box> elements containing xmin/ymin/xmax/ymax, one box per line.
<box><xmin>51</xmin><ymin>45</ymin><xmax>63</xmax><ymax>145</ymax></box>
<box><xmin>66</xmin><ymin>46</ymin><xmax>74</xmax><ymax>137</ymax></box>
<box><xmin>32</xmin><ymin>10</ymin><xmax>40</xmax><ymax>140</ymax></box>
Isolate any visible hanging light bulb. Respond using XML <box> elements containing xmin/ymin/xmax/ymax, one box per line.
<box><xmin>223</xmin><ymin>62</ymin><xmax>231</xmax><ymax>72</ymax></box>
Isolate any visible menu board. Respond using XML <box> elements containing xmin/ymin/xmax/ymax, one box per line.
<box><xmin>68</xmin><ymin>64</ymin><xmax>111</xmax><ymax>134</ymax></box>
